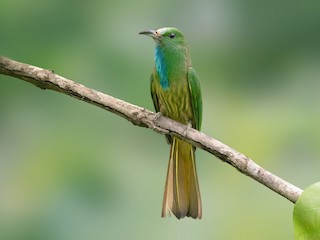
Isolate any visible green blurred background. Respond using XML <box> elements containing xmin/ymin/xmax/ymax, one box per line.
<box><xmin>1</xmin><ymin>0</ymin><xmax>320</xmax><ymax>239</ymax></box>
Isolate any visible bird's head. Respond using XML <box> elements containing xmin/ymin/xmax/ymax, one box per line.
<box><xmin>139</xmin><ymin>27</ymin><xmax>186</xmax><ymax>48</ymax></box>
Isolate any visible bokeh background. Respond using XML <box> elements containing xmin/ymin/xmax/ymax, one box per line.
<box><xmin>1</xmin><ymin>0</ymin><xmax>320</xmax><ymax>239</ymax></box>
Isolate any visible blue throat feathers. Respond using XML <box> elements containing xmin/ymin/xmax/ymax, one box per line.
<box><xmin>155</xmin><ymin>46</ymin><xmax>169</xmax><ymax>90</ymax></box>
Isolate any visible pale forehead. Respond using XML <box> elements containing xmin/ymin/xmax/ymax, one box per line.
<box><xmin>156</xmin><ymin>27</ymin><xmax>176</xmax><ymax>34</ymax></box>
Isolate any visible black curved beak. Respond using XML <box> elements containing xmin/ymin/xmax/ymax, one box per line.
<box><xmin>139</xmin><ymin>29</ymin><xmax>160</xmax><ymax>40</ymax></box>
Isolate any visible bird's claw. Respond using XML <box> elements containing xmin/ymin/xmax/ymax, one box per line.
<box><xmin>153</xmin><ymin>112</ymin><xmax>163</xmax><ymax>122</ymax></box>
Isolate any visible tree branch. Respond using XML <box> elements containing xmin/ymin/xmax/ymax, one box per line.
<box><xmin>0</xmin><ymin>56</ymin><xmax>303</xmax><ymax>203</ymax></box>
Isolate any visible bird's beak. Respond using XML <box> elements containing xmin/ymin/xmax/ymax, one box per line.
<box><xmin>139</xmin><ymin>29</ymin><xmax>160</xmax><ymax>40</ymax></box>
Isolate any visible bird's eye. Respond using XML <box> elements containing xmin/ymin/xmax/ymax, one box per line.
<box><xmin>169</xmin><ymin>33</ymin><xmax>175</xmax><ymax>39</ymax></box>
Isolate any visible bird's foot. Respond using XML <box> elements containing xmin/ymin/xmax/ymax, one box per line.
<box><xmin>182</xmin><ymin>122</ymin><xmax>193</xmax><ymax>136</ymax></box>
<box><xmin>153</xmin><ymin>112</ymin><xmax>163</xmax><ymax>122</ymax></box>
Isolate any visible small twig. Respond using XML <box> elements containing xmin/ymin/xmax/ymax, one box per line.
<box><xmin>0</xmin><ymin>56</ymin><xmax>303</xmax><ymax>203</ymax></box>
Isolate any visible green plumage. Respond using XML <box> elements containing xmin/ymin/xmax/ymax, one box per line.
<box><xmin>140</xmin><ymin>27</ymin><xmax>202</xmax><ymax>219</ymax></box>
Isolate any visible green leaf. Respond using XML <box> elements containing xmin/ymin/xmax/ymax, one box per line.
<box><xmin>293</xmin><ymin>182</ymin><xmax>320</xmax><ymax>240</ymax></box>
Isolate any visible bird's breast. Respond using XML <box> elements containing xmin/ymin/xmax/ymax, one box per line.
<box><xmin>156</xmin><ymin>78</ymin><xmax>193</xmax><ymax>125</ymax></box>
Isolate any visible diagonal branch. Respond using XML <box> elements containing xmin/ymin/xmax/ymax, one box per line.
<box><xmin>0</xmin><ymin>56</ymin><xmax>303</xmax><ymax>203</ymax></box>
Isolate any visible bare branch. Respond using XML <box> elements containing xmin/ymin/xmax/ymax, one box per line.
<box><xmin>0</xmin><ymin>56</ymin><xmax>303</xmax><ymax>203</ymax></box>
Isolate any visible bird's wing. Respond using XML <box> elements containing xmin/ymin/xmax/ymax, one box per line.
<box><xmin>150</xmin><ymin>72</ymin><xmax>160</xmax><ymax>113</ymax></box>
<box><xmin>187</xmin><ymin>67</ymin><xmax>202</xmax><ymax>131</ymax></box>
<box><xmin>150</xmin><ymin>71</ymin><xmax>172</xmax><ymax>144</ymax></box>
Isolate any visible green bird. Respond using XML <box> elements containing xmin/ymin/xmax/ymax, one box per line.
<box><xmin>139</xmin><ymin>27</ymin><xmax>202</xmax><ymax>219</ymax></box>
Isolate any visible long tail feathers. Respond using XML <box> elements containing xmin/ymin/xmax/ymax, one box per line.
<box><xmin>161</xmin><ymin>137</ymin><xmax>202</xmax><ymax>219</ymax></box>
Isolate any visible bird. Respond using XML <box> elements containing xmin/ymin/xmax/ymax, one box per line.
<box><xmin>139</xmin><ymin>27</ymin><xmax>203</xmax><ymax>219</ymax></box>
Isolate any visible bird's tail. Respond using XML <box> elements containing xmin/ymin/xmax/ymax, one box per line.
<box><xmin>161</xmin><ymin>137</ymin><xmax>202</xmax><ymax>219</ymax></box>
